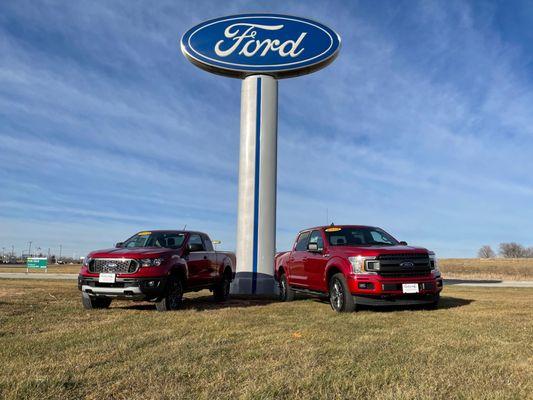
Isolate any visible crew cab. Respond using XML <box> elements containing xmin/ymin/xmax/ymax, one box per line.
<box><xmin>275</xmin><ymin>225</ymin><xmax>443</xmax><ymax>312</ymax></box>
<box><xmin>78</xmin><ymin>230</ymin><xmax>235</xmax><ymax>311</ymax></box>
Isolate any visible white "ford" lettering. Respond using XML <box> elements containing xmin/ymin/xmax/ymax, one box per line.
<box><xmin>214</xmin><ymin>23</ymin><xmax>307</xmax><ymax>58</ymax></box>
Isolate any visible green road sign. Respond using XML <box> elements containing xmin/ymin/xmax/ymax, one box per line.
<box><xmin>27</xmin><ymin>257</ymin><xmax>48</xmax><ymax>269</ymax></box>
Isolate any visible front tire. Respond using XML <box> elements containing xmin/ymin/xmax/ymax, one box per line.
<box><xmin>155</xmin><ymin>278</ymin><xmax>183</xmax><ymax>311</ymax></box>
<box><xmin>82</xmin><ymin>292</ymin><xmax>112</xmax><ymax>309</ymax></box>
<box><xmin>213</xmin><ymin>271</ymin><xmax>231</xmax><ymax>302</ymax></box>
<box><xmin>279</xmin><ymin>273</ymin><xmax>294</xmax><ymax>302</ymax></box>
<box><xmin>329</xmin><ymin>273</ymin><xmax>355</xmax><ymax>313</ymax></box>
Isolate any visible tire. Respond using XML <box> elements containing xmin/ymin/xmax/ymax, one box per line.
<box><xmin>155</xmin><ymin>277</ymin><xmax>183</xmax><ymax>311</ymax></box>
<box><xmin>329</xmin><ymin>273</ymin><xmax>355</xmax><ymax>313</ymax></box>
<box><xmin>424</xmin><ymin>293</ymin><xmax>440</xmax><ymax>310</ymax></box>
<box><xmin>213</xmin><ymin>270</ymin><xmax>231</xmax><ymax>302</ymax></box>
<box><xmin>278</xmin><ymin>273</ymin><xmax>294</xmax><ymax>302</ymax></box>
<box><xmin>82</xmin><ymin>292</ymin><xmax>112</xmax><ymax>309</ymax></box>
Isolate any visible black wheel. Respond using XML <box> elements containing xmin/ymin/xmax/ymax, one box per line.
<box><xmin>82</xmin><ymin>292</ymin><xmax>112</xmax><ymax>309</ymax></box>
<box><xmin>424</xmin><ymin>293</ymin><xmax>440</xmax><ymax>310</ymax></box>
<box><xmin>213</xmin><ymin>270</ymin><xmax>231</xmax><ymax>302</ymax></box>
<box><xmin>329</xmin><ymin>273</ymin><xmax>355</xmax><ymax>313</ymax></box>
<box><xmin>278</xmin><ymin>273</ymin><xmax>294</xmax><ymax>302</ymax></box>
<box><xmin>156</xmin><ymin>278</ymin><xmax>183</xmax><ymax>311</ymax></box>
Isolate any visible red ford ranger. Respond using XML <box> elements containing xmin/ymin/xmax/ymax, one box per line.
<box><xmin>78</xmin><ymin>230</ymin><xmax>235</xmax><ymax>311</ymax></box>
<box><xmin>275</xmin><ymin>225</ymin><xmax>443</xmax><ymax>312</ymax></box>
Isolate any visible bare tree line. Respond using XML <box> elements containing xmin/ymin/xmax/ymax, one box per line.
<box><xmin>478</xmin><ymin>243</ymin><xmax>533</xmax><ymax>258</ymax></box>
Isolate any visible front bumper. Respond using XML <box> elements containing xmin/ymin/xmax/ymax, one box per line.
<box><xmin>78</xmin><ymin>275</ymin><xmax>169</xmax><ymax>299</ymax></box>
<box><xmin>347</xmin><ymin>273</ymin><xmax>443</xmax><ymax>304</ymax></box>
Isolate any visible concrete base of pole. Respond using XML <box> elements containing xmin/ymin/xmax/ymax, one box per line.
<box><xmin>231</xmin><ymin>272</ymin><xmax>279</xmax><ymax>298</ymax></box>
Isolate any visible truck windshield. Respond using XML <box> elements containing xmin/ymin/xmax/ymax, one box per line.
<box><xmin>122</xmin><ymin>232</ymin><xmax>186</xmax><ymax>249</ymax></box>
<box><xmin>326</xmin><ymin>227</ymin><xmax>399</xmax><ymax>247</ymax></box>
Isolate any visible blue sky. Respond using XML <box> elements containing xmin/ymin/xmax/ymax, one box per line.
<box><xmin>1</xmin><ymin>0</ymin><xmax>533</xmax><ymax>258</ymax></box>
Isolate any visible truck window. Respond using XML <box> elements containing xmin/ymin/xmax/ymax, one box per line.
<box><xmin>295</xmin><ymin>231</ymin><xmax>310</xmax><ymax>251</ymax></box>
<box><xmin>308</xmin><ymin>230</ymin><xmax>324</xmax><ymax>251</ymax></box>
<box><xmin>202</xmin><ymin>234</ymin><xmax>214</xmax><ymax>251</ymax></box>
<box><xmin>188</xmin><ymin>234</ymin><xmax>205</xmax><ymax>252</ymax></box>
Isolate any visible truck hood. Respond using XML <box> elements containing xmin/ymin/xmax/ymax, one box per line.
<box><xmin>334</xmin><ymin>245</ymin><xmax>430</xmax><ymax>257</ymax></box>
<box><xmin>88</xmin><ymin>247</ymin><xmax>175</xmax><ymax>259</ymax></box>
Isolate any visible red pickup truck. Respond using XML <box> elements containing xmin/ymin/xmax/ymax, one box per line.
<box><xmin>275</xmin><ymin>225</ymin><xmax>443</xmax><ymax>312</ymax></box>
<box><xmin>78</xmin><ymin>230</ymin><xmax>235</xmax><ymax>311</ymax></box>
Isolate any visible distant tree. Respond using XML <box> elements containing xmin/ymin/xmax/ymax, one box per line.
<box><xmin>526</xmin><ymin>247</ymin><xmax>533</xmax><ymax>258</ymax></box>
<box><xmin>499</xmin><ymin>242</ymin><xmax>527</xmax><ymax>258</ymax></box>
<box><xmin>477</xmin><ymin>245</ymin><xmax>495</xmax><ymax>258</ymax></box>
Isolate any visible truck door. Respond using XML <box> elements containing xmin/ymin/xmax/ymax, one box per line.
<box><xmin>185</xmin><ymin>234</ymin><xmax>211</xmax><ymax>287</ymax></box>
<box><xmin>304</xmin><ymin>230</ymin><xmax>328</xmax><ymax>292</ymax></box>
<box><xmin>201</xmin><ymin>233</ymin><xmax>218</xmax><ymax>281</ymax></box>
<box><xmin>289</xmin><ymin>231</ymin><xmax>311</xmax><ymax>288</ymax></box>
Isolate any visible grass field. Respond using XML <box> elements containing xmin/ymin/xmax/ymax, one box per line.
<box><xmin>0</xmin><ymin>279</ymin><xmax>531</xmax><ymax>399</ymax></box>
<box><xmin>440</xmin><ymin>258</ymin><xmax>533</xmax><ymax>281</ymax></box>
<box><xmin>0</xmin><ymin>264</ymin><xmax>81</xmax><ymax>274</ymax></box>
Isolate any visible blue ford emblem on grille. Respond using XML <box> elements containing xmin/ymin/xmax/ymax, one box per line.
<box><xmin>181</xmin><ymin>14</ymin><xmax>341</xmax><ymax>79</ymax></box>
<box><xmin>400</xmin><ymin>261</ymin><xmax>415</xmax><ymax>268</ymax></box>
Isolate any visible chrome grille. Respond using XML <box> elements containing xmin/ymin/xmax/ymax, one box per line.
<box><xmin>89</xmin><ymin>258</ymin><xmax>138</xmax><ymax>274</ymax></box>
<box><xmin>376</xmin><ymin>253</ymin><xmax>431</xmax><ymax>277</ymax></box>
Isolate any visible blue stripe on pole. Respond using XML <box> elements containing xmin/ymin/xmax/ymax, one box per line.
<box><xmin>251</xmin><ymin>77</ymin><xmax>262</xmax><ymax>294</ymax></box>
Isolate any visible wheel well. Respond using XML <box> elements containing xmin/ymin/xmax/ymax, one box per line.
<box><xmin>277</xmin><ymin>266</ymin><xmax>285</xmax><ymax>279</ymax></box>
<box><xmin>223</xmin><ymin>266</ymin><xmax>233</xmax><ymax>280</ymax></box>
<box><xmin>326</xmin><ymin>266</ymin><xmax>342</xmax><ymax>286</ymax></box>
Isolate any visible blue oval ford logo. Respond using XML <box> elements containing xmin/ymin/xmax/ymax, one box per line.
<box><xmin>400</xmin><ymin>261</ymin><xmax>415</xmax><ymax>268</ymax></box>
<box><xmin>181</xmin><ymin>14</ymin><xmax>341</xmax><ymax>79</ymax></box>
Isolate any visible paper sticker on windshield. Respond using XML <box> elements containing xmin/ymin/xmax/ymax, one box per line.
<box><xmin>325</xmin><ymin>227</ymin><xmax>342</xmax><ymax>232</ymax></box>
<box><xmin>137</xmin><ymin>231</ymin><xmax>151</xmax><ymax>236</ymax></box>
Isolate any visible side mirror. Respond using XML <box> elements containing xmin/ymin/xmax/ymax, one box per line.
<box><xmin>115</xmin><ymin>242</ymin><xmax>124</xmax><ymax>248</ymax></box>
<box><xmin>399</xmin><ymin>241</ymin><xmax>408</xmax><ymax>246</ymax></box>
<box><xmin>308</xmin><ymin>243</ymin><xmax>322</xmax><ymax>252</ymax></box>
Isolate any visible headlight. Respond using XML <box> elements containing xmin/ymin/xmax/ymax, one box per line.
<box><xmin>140</xmin><ymin>258</ymin><xmax>163</xmax><ymax>267</ymax></box>
<box><xmin>83</xmin><ymin>256</ymin><xmax>92</xmax><ymax>267</ymax></box>
<box><xmin>348</xmin><ymin>256</ymin><xmax>379</xmax><ymax>274</ymax></box>
<box><xmin>429</xmin><ymin>253</ymin><xmax>439</xmax><ymax>271</ymax></box>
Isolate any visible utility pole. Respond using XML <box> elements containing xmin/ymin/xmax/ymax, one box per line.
<box><xmin>59</xmin><ymin>244</ymin><xmax>62</xmax><ymax>263</ymax></box>
<box><xmin>11</xmin><ymin>245</ymin><xmax>15</xmax><ymax>259</ymax></box>
<box><xmin>28</xmin><ymin>241</ymin><xmax>32</xmax><ymax>258</ymax></box>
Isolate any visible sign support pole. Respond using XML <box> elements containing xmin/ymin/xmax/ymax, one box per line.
<box><xmin>231</xmin><ymin>75</ymin><xmax>278</xmax><ymax>297</ymax></box>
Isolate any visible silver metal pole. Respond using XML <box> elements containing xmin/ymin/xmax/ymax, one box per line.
<box><xmin>230</xmin><ymin>74</ymin><xmax>278</xmax><ymax>297</ymax></box>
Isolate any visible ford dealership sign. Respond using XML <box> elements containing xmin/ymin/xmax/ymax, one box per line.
<box><xmin>181</xmin><ymin>14</ymin><xmax>341</xmax><ymax>78</ymax></box>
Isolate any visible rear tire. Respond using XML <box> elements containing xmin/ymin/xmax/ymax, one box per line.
<box><xmin>155</xmin><ymin>278</ymin><xmax>183</xmax><ymax>311</ymax></box>
<box><xmin>329</xmin><ymin>273</ymin><xmax>355</xmax><ymax>313</ymax></box>
<box><xmin>213</xmin><ymin>270</ymin><xmax>231</xmax><ymax>302</ymax></box>
<box><xmin>279</xmin><ymin>273</ymin><xmax>294</xmax><ymax>302</ymax></box>
<box><xmin>82</xmin><ymin>292</ymin><xmax>112</xmax><ymax>309</ymax></box>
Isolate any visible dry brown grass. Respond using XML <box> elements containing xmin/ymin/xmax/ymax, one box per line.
<box><xmin>0</xmin><ymin>264</ymin><xmax>81</xmax><ymax>274</ymax></box>
<box><xmin>0</xmin><ymin>279</ymin><xmax>531</xmax><ymax>399</ymax></box>
<box><xmin>440</xmin><ymin>258</ymin><xmax>533</xmax><ymax>281</ymax></box>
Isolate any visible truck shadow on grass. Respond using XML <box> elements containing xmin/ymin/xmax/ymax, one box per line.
<box><xmin>118</xmin><ymin>295</ymin><xmax>277</xmax><ymax>311</ymax></box>
<box><xmin>311</xmin><ymin>295</ymin><xmax>473</xmax><ymax>312</ymax></box>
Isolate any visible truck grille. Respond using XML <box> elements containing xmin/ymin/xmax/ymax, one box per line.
<box><xmin>89</xmin><ymin>259</ymin><xmax>138</xmax><ymax>274</ymax></box>
<box><xmin>376</xmin><ymin>253</ymin><xmax>431</xmax><ymax>277</ymax></box>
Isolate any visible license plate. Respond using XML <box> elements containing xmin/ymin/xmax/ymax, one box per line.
<box><xmin>402</xmin><ymin>283</ymin><xmax>419</xmax><ymax>293</ymax></box>
<box><xmin>99</xmin><ymin>273</ymin><xmax>116</xmax><ymax>283</ymax></box>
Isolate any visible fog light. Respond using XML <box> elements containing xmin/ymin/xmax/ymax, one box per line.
<box><xmin>358</xmin><ymin>282</ymin><xmax>374</xmax><ymax>290</ymax></box>
<box><xmin>147</xmin><ymin>280</ymin><xmax>156</xmax><ymax>287</ymax></box>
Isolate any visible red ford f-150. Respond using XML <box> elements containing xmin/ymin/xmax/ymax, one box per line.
<box><xmin>78</xmin><ymin>230</ymin><xmax>235</xmax><ymax>311</ymax></box>
<box><xmin>275</xmin><ymin>225</ymin><xmax>443</xmax><ymax>312</ymax></box>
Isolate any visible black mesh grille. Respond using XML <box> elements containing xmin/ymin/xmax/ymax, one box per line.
<box><xmin>89</xmin><ymin>259</ymin><xmax>138</xmax><ymax>274</ymax></box>
<box><xmin>376</xmin><ymin>253</ymin><xmax>431</xmax><ymax>277</ymax></box>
